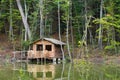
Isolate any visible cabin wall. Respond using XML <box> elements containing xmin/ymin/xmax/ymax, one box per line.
<box><xmin>28</xmin><ymin>40</ymin><xmax>56</xmax><ymax>59</ymax></box>
<box><xmin>27</xmin><ymin>40</ymin><xmax>64</xmax><ymax>59</ymax></box>
<box><xmin>54</xmin><ymin>45</ymin><xmax>63</xmax><ymax>58</ymax></box>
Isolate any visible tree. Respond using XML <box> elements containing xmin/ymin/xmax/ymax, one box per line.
<box><xmin>98</xmin><ymin>0</ymin><xmax>103</xmax><ymax>49</ymax></box>
<box><xmin>57</xmin><ymin>0</ymin><xmax>65</xmax><ymax>60</ymax></box>
<box><xmin>9</xmin><ymin>0</ymin><xmax>13</xmax><ymax>40</ymax></box>
<box><xmin>39</xmin><ymin>0</ymin><xmax>44</xmax><ymax>38</ymax></box>
<box><xmin>16</xmin><ymin>0</ymin><xmax>31</xmax><ymax>40</ymax></box>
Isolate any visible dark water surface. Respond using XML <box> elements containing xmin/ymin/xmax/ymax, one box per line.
<box><xmin>0</xmin><ymin>61</ymin><xmax>120</xmax><ymax>80</ymax></box>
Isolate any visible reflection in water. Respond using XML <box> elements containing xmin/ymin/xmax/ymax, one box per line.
<box><xmin>60</xmin><ymin>62</ymin><xmax>65</xmax><ymax>80</ymax></box>
<box><xmin>68</xmin><ymin>63</ymin><xmax>72</xmax><ymax>80</ymax></box>
<box><xmin>1</xmin><ymin>61</ymin><xmax>120</xmax><ymax>80</ymax></box>
<box><xmin>12</xmin><ymin>62</ymin><xmax>73</xmax><ymax>80</ymax></box>
<box><xmin>27</xmin><ymin>64</ymin><xmax>55</xmax><ymax>80</ymax></box>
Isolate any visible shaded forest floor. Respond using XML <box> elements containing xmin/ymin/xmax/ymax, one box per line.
<box><xmin>0</xmin><ymin>34</ymin><xmax>13</xmax><ymax>58</ymax></box>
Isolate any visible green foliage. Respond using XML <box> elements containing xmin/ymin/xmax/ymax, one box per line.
<box><xmin>22</xmin><ymin>41</ymin><xmax>30</xmax><ymax>50</ymax></box>
<box><xmin>0</xmin><ymin>0</ymin><xmax>120</xmax><ymax>52</ymax></box>
<box><xmin>105</xmin><ymin>45</ymin><xmax>114</xmax><ymax>50</ymax></box>
<box><xmin>73</xmin><ymin>58</ymin><xmax>120</xmax><ymax>80</ymax></box>
<box><xmin>93</xmin><ymin>0</ymin><xmax>120</xmax><ymax>52</ymax></box>
<box><xmin>74</xmin><ymin>59</ymin><xmax>92</xmax><ymax>68</ymax></box>
<box><xmin>105</xmin><ymin>40</ymin><xmax>120</xmax><ymax>53</ymax></box>
<box><xmin>78</xmin><ymin>40</ymin><xmax>86</xmax><ymax>47</ymax></box>
<box><xmin>74</xmin><ymin>59</ymin><xmax>93</xmax><ymax>80</ymax></box>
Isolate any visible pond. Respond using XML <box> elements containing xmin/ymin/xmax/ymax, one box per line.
<box><xmin>0</xmin><ymin>60</ymin><xmax>120</xmax><ymax>80</ymax></box>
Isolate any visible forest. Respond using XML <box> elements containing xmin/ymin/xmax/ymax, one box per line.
<box><xmin>0</xmin><ymin>0</ymin><xmax>120</xmax><ymax>59</ymax></box>
<box><xmin>1</xmin><ymin>0</ymin><xmax>120</xmax><ymax>80</ymax></box>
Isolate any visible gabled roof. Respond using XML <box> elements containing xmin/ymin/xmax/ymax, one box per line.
<box><xmin>32</xmin><ymin>38</ymin><xmax>66</xmax><ymax>45</ymax></box>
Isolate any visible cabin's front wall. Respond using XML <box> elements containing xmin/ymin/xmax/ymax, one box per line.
<box><xmin>28</xmin><ymin>40</ymin><xmax>56</xmax><ymax>59</ymax></box>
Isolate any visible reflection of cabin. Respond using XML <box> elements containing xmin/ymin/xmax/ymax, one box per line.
<box><xmin>27</xmin><ymin>38</ymin><xmax>65</xmax><ymax>60</ymax></box>
<box><xmin>27</xmin><ymin>64</ymin><xmax>55</xmax><ymax>80</ymax></box>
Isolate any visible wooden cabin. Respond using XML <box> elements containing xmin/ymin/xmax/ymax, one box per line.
<box><xmin>27</xmin><ymin>38</ymin><xmax>65</xmax><ymax>60</ymax></box>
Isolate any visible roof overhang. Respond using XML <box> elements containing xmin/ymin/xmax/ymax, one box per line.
<box><xmin>30</xmin><ymin>38</ymin><xmax>66</xmax><ymax>45</ymax></box>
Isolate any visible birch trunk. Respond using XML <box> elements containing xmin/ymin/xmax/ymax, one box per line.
<box><xmin>9</xmin><ymin>0</ymin><xmax>13</xmax><ymax>40</ymax></box>
<box><xmin>39</xmin><ymin>0</ymin><xmax>44</xmax><ymax>38</ymax></box>
<box><xmin>98</xmin><ymin>0</ymin><xmax>103</xmax><ymax>49</ymax></box>
<box><xmin>58</xmin><ymin>0</ymin><xmax>65</xmax><ymax>60</ymax></box>
<box><xmin>84</xmin><ymin>0</ymin><xmax>87</xmax><ymax>44</ymax></box>
<box><xmin>24</xmin><ymin>0</ymin><xmax>28</xmax><ymax>41</ymax></box>
<box><xmin>70</xmin><ymin>0</ymin><xmax>74</xmax><ymax>59</ymax></box>
<box><xmin>16</xmin><ymin>0</ymin><xmax>31</xmax><ymax>40</ymax></box>
<box><xmin>66</xmin><ymin>0</ymin><xmax>72</xmax><ymax>61</ymax></box>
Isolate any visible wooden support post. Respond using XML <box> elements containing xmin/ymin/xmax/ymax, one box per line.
<box><xmin>53</xmin><ymin>58</ymin><xmax>57</xmax><ymax>64</ymax></box>
<box><xmin>58</xmin><ymin>58</ymin><xmax>61</xmax><ymax>63</ymax></box>
<box><xmin>37</xmin><ymin>58</ymin><xmax>39</xmax><ymax>64</ymax></box>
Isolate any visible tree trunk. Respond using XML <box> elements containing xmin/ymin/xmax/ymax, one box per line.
<box><xmin>24</xmin><ymin>0</ymin><xmax>28</xmax><ymax>41</ymax></box>
<box><xmin>66</xmin><ymin>0</ymin><xmax>72</xmax><ymax>61</ymax></box>
<box><xmin>16</xmin><ymin>0</ymin><xmax>31</xmax><ymax>40</ymax></box>
<box><xmin>98</xmin><ymin>0</ymin><xmax>103</xmax><ymax>49</ymax></box>
<box><xmin>58</xmin><ymin>0</ymin><xmax>65</xmax><ymax>60</ymax></box>
<box><xmin>9</xmin><ymin>0</ymin><xmax>13</xmax><ymax>40</ymax></box>
<box><xmin>39</xmin><ymin>0</ymin><xmax>44</xmax><ymax>38</ymax></box>
<box><xmin>84</xmin><ymin>0</ymin><xmax>88</xmax><ymax>44</ymax></box>
<box><xmin>70</xmin><ymin>0</ymin><xmax>74</xmax><ymax>59</ymax></box>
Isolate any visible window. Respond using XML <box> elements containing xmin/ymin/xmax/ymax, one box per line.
<box><xmin>37</xmin><ymin>72</ymin><xmax>43</xmax><ymax>78</ymax></box>
<box><xmin>36</xmin><ymin>44</ymin><xmax>43</xmax><ymax>51</ymax></box>
<box><xmin>46</xmin><ymin>45</ymin><xmax>52</xmax><ymax>51</ymax></box>
<box><xmin>46</xmin><ymin>71</ymin><xmax>52</xmax><ymax>77</ymax></box>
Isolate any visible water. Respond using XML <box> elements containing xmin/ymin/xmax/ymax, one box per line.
<box><xmin>0</xmin><ymin>61</ymin><xmax>120</xmax><ymax>80</ymax></box>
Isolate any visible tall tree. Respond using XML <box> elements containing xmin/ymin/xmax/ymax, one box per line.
<box><xmin>98</xmin><ymin>0</ymin><xmax>103</xmax><ymax>49</ymax></box>
<box><xmin>57</xmin><ymin>0</ymin><xmax>65</xmax><ymax>60</ymax></box>
<box><xmin>39</xmin><ymin>0</ymin><xmax>44</xmax><ymax>38</ymax></box>
<box><xmin>24</xmin><ymin>0</ymin><xmax>28</xmax><ymax>41</ymax></box>
<box><xmin>65</xmin><ymin>0</ymin><xmax>72</xmax><ymax>61</ymax></box>
<box><xmin>9</xmin><ymin>0</ymin><xmax>13</xmax><ymax>40</ymax></box>
<box><xmin>16</xmin><ymin>0</ymin><xmax>31</xmax><ymax>40</ymax></box>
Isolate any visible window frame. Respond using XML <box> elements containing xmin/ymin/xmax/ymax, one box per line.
<box><xmin>36</xmin><ymin>44</ymin><xmax>43</xmax><ymax>51</ymax></box>
<box><xmin>46</xmin><ymin>45</ymin><xmax>52</xmax><ymax>51</ymax></box>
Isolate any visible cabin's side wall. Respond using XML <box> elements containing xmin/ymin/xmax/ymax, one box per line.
<box><xmin>54</xmin><ymin>45</ymin><xmax>63</xmax><ymax>58</ymax></box>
